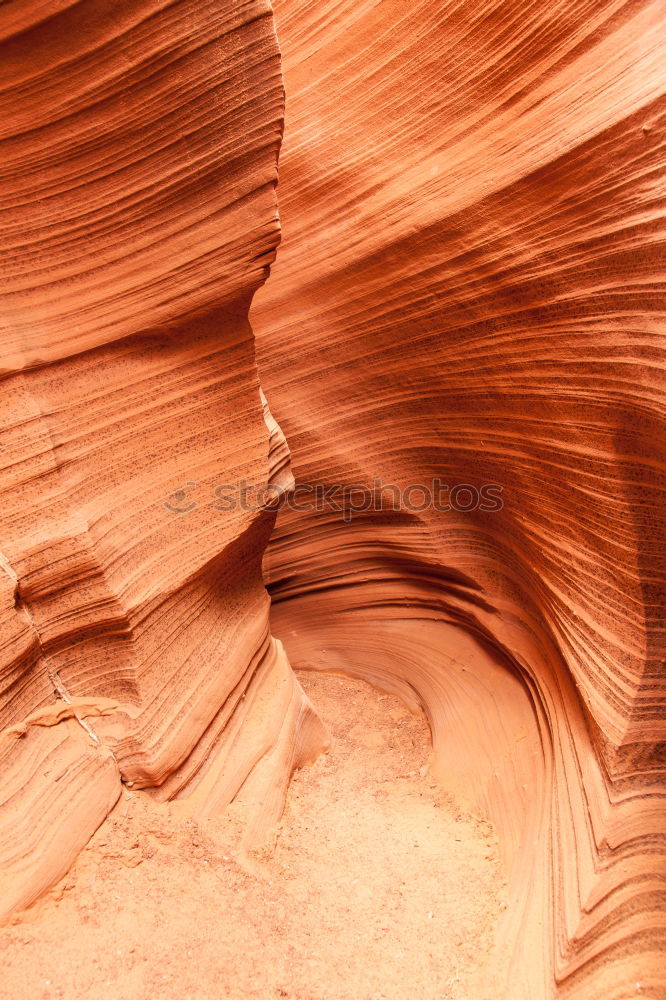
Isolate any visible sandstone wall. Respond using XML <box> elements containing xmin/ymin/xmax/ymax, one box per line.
<box><xmin>0</xmin><ymin>0</ymin><xmax>324</xmax><ymax>919</ymax></box>
<box><xmin>252</xmin><ymin>2</ymin><xmax>666</xmax><ymax>996</ymax></box>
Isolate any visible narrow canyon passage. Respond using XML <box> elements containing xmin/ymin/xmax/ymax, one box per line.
<box><xmin>0</xmin><ymin>2</ymin><xmax>662</xmax><ymax>998</ymax></box>
<box><xmin>0</xmin><ymin>673</ymin><xmax>505</xmax><ymax>1000</ymax></box>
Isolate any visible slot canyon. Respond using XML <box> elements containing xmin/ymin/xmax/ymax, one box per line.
<box><xmin>0</xmin><ymin>1</ymin><xmax>664</xmax><ymax>999</ymax></box>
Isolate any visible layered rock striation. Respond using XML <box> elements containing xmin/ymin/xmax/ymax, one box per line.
<box><xmin>0</xmin><ymin>0</ymin><xmax>325</xmax><ymax>920</ymax></box>
<box><xmin>0</xmin><ymin>2</ymin><xmax>664</xmax><ymax>998</ymax></box>
<box><xmin>252</xmin><ymin>1</ymin><xmax>666</xmax><ymax>997</ymax></box>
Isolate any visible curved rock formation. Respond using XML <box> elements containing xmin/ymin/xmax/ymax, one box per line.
<box><xmin>1</xmin><ymin>1</ymin><xmax>664</xmax><ymax>998</ymax></box>
<box><xmin>0</xmin><ymin>0</ymin><xmax>325</xmax><ymax>919</ymax></box>
<box><xmin>251</xmin><ymin>1</ymin><xmax>666</xmax><ymax>997</ymax></box>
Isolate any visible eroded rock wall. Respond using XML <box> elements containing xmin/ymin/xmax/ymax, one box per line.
<box><xmin>252</xmin><ymin>1</ymin><xmax>666</xmax><ymax>997</ymax></box>
<box><xmin>1</xmin><ymin>1</ymin><xmax>664</xmax><ymax>995</ymax></box>
<box><xmin>0</xmin><ymin>0</ymin><xmax>325</xmax><ymax>919</ymax></box>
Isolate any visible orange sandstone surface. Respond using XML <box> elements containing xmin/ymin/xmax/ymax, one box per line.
<box><xmin>1</xmin><ymin>2</ymin><xmax>665</xmax><ymax>999</ymax></box>
<box><xmin>0</xmin><ymin>0</ymin><xmax>325</xmax><ymax>922</ymax></box>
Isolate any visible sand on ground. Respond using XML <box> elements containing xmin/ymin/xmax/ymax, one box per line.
<box><xmin>0</xmin><ymin>672</ymin><xmax>506</xmax><ymax>1000</ymax></box>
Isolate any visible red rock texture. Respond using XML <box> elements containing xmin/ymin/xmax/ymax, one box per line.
<box><xmin>0</xmin><ymin>1</ymin><xmax>664</xmax><ymax>998</ymax></box>
<box><xmin>0</xmin><ymin>0</ymin><xmax>325</xmax><ymax>921</ymax></box>
<box><xmin>251</xmin><ymin>1</ymin><xmax>666</xmax><ymax>997</ymax></box>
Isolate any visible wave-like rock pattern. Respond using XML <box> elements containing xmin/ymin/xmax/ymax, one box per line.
<box><xmin>252</xmin><ymin>1</ymin><xmax>666</xmax><ymax>997</ymax></box>
<box><xmin>0</xmin><ymin>0</ymin><xmax>325</xmax><ymax>919</ymax></box>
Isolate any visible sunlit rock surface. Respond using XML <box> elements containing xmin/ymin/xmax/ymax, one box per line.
<box><xmin>0</xmin><ymin>0</ymin><xmax>325</xmax><ymax>920</ymax></box>
<box><xmin>0</xmin><ymin>1</ymin><xmax>664</xmax><ymax>997</ymax></box>
<box><xmin>252</xmin><ymin>1</ymin><xmax>666</xmax><ymax>997</ymax></box>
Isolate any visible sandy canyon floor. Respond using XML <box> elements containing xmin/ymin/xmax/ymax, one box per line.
<box><xmin>0</xmin><ymin>673</ymin><xmax>507</xmax><ymax>1000</ymax></box>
